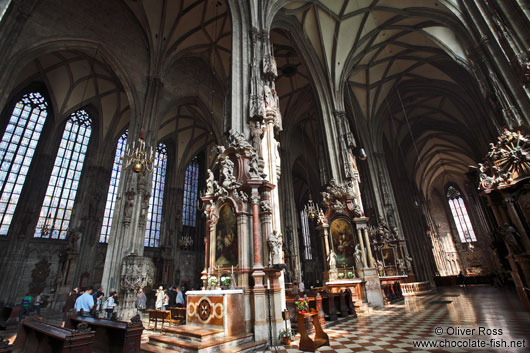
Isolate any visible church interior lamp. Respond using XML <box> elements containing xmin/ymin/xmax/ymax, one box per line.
<box><xmin>122</xmin><ymin>130</ymin><xmax>154</xmax><ymax>173</ymax></box>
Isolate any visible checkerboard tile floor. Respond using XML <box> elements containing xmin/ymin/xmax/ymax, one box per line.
<box><xmin>271</xmin><ymin>286</ymin><xmax>530</xmax><ymax>353</ymax></box>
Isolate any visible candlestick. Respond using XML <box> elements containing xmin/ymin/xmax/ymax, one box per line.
<box><xmin>267</xmin><ymin>277</ymin><xmax>270</xmax><ymax>290</ymax></box>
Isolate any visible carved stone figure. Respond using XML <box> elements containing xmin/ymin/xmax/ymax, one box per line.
<box><xmin>206</xmin><ymin>169</ymin><xmax>215</xmax><ymax>195</ymax></box>
<box><xmin>260</xmin><ymin>200</ymin><xmax>271</xmax><ymax>212</ymax></box>
<box><xmin>66</xmin><ymin>229</ymin><xmax>81</xmax><ymax>252</ymax></box>
<box><xmin>354</xmin><ymin>244</ymin><xmax>363</xmax><ymax>269</ymax></box>
<box><xmin>328</xmin><ymin>250</ymin><xmax>337</xmax><ymax>271</ymax></box>
<box><xmin>221</xmin><ymin>156</ymin><xmax>238</xmax><ymax>190</ymax></box>
<box><xmin>376</xmin><ymin>259</ymin><xmax>384</xmax><ymax>276</ymax></box>
<box><xmin>331</xmin><ymin>199</ymin><xmax>346</xmax><ymax>214</ymax></box>
<box><xmin>250</xmin><ymin>121</ymin><xmax>264</xmax><ymax>156</ymax></box>
<box><xmin>124</xmin><ymin>189</ymin><xmax>135</xmax><ymax>220</ymax></box>
<box><xmin>405</xmin><ymin>255</ymin><xmax>413</xmax><ymax>270</ymax></box>
<box><xmin>268</xmin><ymin>231</ymin><xmax>283</xmax><ymax>265</ymax></box>
<box><xmin>499</xmin><ymin>223</ymin><xmax>523</xmax><ymax>255</ymax></box>
<box><xmin>263</xmin><ymin>83</ymin><xmax>277</xmax><ymax>111</ymax></box>
<box><xmin>396</xmin><ymin>258</ymin><xmax>406</xmax><ymax>275</ymax></box>
<box><xmin>249</xmin><ymin>153</ymin><xmax>260</xmax><ymax>178</ymax></box>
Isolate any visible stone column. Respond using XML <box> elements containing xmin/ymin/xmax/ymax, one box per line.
<box><xmin>362</xmin><ymin>227</ymin><xmax>374</xmax><ymax>267</ymax></box>
<box><xmin>356</xmin><ymin>228</ymin><xmax>368</xmax><ymax>268</ymax></box>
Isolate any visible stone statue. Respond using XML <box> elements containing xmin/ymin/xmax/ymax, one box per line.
<box><xmin>66</xmin><ymin>229</ymin><xmax>80</xmax><ymax>252</ymax></box>
<box><xmin>268</xmin><ymin>231</ymin><xmax>283</xmax><ymax>265</ymax></box>
<box><xmin>263</xmin><ymin>83</ymin><xmax>277</xmax><ymax>111</ymax></box>
<box><xmin>221</xmin><ymin>156</ymin><xmax>238</xmax><ymax>190</ymax></box>
<box><xmin>500</xmin><ymin>223</ymin><xmax>523</xmax><ymax>255</ymax></box>
<box><xmin>376</xmin><ymin>259</ymin><xmax>384</xmax><ymax>276</ymax></box>
<box><xmin>249</xmin><ymin>153</ymin><xmax>260</xmax><ymax>178</ymax></box>
<box><xmin>327</xmin><ymin>250</ymin><xmax>337</xmax><ymax>271</ymax></box>
<box><xmin>250</xmin><ymin>121</ymin><xmax>264</xmax><ymax>156</ymax></box>
<box><xmin>405</xmin><ymin>255</ymin><xmax>413</xmax><ymax>269</ymax></box>
<box><xmin>354</xmin><ymin>244</ymin><xmax>363</xmax><ymax>269</ymax></box>
<box><xmin>124</xmin><ymin>189</ymin><xmax>135</xmax><ymax>220</ymax></box>
<box><xmin>396</xmin><ymin>258</ymin><xmax>406</xmax><ymax>275</ymax></box>
<box><xmin>206</xmin><ymin>169</ymin><xmax>215</xmax><ymax>195</ymax></box>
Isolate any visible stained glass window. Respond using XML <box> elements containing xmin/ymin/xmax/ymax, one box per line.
<box><xmin>300</xmin><ymin>209</ymin><xmax>312</xmax><ymax>260</ymax></box>
<box><xmin>145</xmin><ymin>143</ymin><xmax>167</xmax><ymax>247</ymax></box>
<box><xmin>34</xmin><ymin>110</ymin><xmax>92</xmax><ymax>239</ymax></box>
<box><xmin>446</xmin><ymin>185</ymin><xmax>477</xmax><ymax>243</ymax></box>
<box><xmin>99</xmin><ymin>131</ymin><xmax>127</xmax><ymax>243</ymax></box>
<box><xmin>0</xmin><ymin>92</ymin><xmax>48</xmax><ymax>235</ymax></box>
<box><xmin>182</xmin><ymin>156</ymin><xmax>199</xmax><ymax>227</ymax></box>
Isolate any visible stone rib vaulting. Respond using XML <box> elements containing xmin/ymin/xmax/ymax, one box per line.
<box><xmin>0</xmin><ymin>1</ymin><xmax>530</xmax><ymax>352</ymax></box>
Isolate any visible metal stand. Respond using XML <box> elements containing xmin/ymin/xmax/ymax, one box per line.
<box><xmin>263</xmin><ymin>271</ymin><xmax>278</xmax><ymax>353</ymax></box>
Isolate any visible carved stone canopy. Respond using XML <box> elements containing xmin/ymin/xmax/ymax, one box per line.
<box><xmin>369</xmin><ymin>216</ymin><xmax>398</xmax><ymax>245</ymax></box>
<box><xmin>320</xmin><ymin>179</ymin><xmax>363</xmax><ymax>219</ymax></box>
<box><xmin>478</xmin><ymin>129</ymin><xmax>530</xmax><ymax>193</ymax></box>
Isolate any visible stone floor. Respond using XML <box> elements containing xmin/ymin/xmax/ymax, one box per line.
<box><xmin>3</xmin><ymin>286</ymin><xmax>529</xmax><ymax>352</ymax></box>
<box><xmin>275</xmin><ymin>286</ymin><xmax>530</xmax><ymax>353</ymax></box>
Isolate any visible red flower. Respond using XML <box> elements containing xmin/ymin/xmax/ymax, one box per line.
<box><xmin>300</xmin><ymin>310</ymin><xmax>306</xmax><ymax>314</ymax></box>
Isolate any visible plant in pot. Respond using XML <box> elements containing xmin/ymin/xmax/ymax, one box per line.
<box><xmin>295</xmin><ymin>298</ymin><xmax>309</xmax><ymax>315</ymax></box>
<box><xmin>220</xmin><ymin>276</ymin><xmax>231</xmax><ymax>288</ymax></box>
<box><xmin>278</xmin><ymin>328</ymin><xmax>295</xmax><ymax>345</ymax></box>
<box><xmin>338</xmin><ymin>272</ymin><xmax>345</xmax><ymax>279</ymax></box>
<box><xmin>347</xmin><ymin>271</ymin><xmax>354</xmax><ymax>279</ymax></box>
<box><xmin>208</xmin><ymin>277</ymin><xmax>218</xmax><ymax>288</ymax></box>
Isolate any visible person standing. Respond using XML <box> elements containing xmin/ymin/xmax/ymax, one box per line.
<box><xmin>19</xmin><ymin>293</ymin><xmax>32</xmax><ymax>321</ymax></box>
<box><xmin>155</xmin><ymin>286</ymin><xmax>164</xmax><ymax>310</ymax></box>
<box><xmin>74</xmin><ymin>288</ymin><xmax>94</xmax><ymax>316</ymax></box>
<box><xmin>168</xmin><ymin>286</ymin><xmax>177</xmax><ymax>308</ymax></box>
<box><xmin>176</xmin><ymin>287</ymin><xmax>185</xmax><ymax>308</ymax></box>
<box><xmin>162</xmin><ymin>290</ymin><xmax>169</xmax><ymax>310</ymax></box>
<box><xmin>136</xmin><ymin>289</ymin><xmax>147</xmax><ymax>313</ymax></box>
<box><xmin>105</xmin><ymin>291</ymin><xmax>118</xmax><ymax>319</ymax></box>
<box><xmin>33</xmin><ymin>292</ymin><xmax>43</xmax><ymax>317</ymax></box>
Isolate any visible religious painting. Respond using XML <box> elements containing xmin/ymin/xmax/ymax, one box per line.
<box><xmin>330</xmin><ymin>217</ymin><xmax>355</xmax><ymax>266</ymax></box>
<box><xmin>381</xmin><ymin>246</ymin><xmax>396</xmax><ymax>267</ymax></box>
<box><xmin>214</xmin><ymin>204</ymin><xmax>238</xmax><ymax>268</ymax></box>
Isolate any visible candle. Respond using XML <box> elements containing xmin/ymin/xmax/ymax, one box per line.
<box><xmin>267</xmin><ymin>277</ymin><xmax>270</xmax><ymax>290</ymax></box>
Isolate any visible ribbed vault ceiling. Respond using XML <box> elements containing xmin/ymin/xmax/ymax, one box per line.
<box><xmin>15</xmin><ymin>50</ymin><xmax>130</xmax><ymax>145</ymax></box>
<box><xmin>278</xmin><ymin>0</ymin><xmax>489</xmax><ymax>197</ymax></box>
<box><xmin>123</xmin><ymin>0</ymin><xmax>232</xmax><ymax>81</ymax></box>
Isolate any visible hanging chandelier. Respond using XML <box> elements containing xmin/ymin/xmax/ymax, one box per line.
<box><xmin>304</xmin><ymin>194</ymin><xmax>320</xmax><ymax>220</ymax></box>
<box><xmin>122</xmin><ymin>130</ymin><xmax>154</xmax><ymax>173</ymax></box>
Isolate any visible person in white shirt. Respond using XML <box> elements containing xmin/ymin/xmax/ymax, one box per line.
<box><xmin>105</xmin><ymin>291</ymin><xmax>118</xmax><ymax>319</ymax></box>
<box><xmin>298</xmin><ymin>281</ymin><xmax>305</xmax><ymax>294</ymax></box>
<box><xmin>155</xmin><ymin>286</ymin><xmax>164</xmax><ymax>310</ymax></box>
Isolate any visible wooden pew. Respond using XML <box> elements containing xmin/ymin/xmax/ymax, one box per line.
<box><xmin>12</xmin><ymin>318</ymin><xmax>94</xmax><ymax>353</ymax></box>
<box><xmin>297</xmin><ymin>309</ymin><xmax>329</xmax><ymax>352</ymax></box>
<box><xmin>168</xmin><ymin>307</ymin><xmax>186</xmax><ymax>326</ymax></box>
<box><xmin>337</xmin><ymin>291</ymin><xmax>349</xmax><ymax>318</ymax></box>
<box><xmin>320</xmin><ymin>292</ymin><xmax>337</xmax><ymax>321</ymax></box>
<box><xmin>65</xmin><ymin>314</ymin><xmax>143</xmax><ymax>353</ymax></box>
<box><xmin>344</xmin><ymin>289</ymin><xmax>357</xmax><ymax>317</ymax></box>
<box><xmin>146</xmin><ymin>310</ymin><xmax>172</xmax><ymax>330</ymax></box>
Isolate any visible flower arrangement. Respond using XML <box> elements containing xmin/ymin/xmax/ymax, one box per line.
<box><xmin>220</xmin><ymin>276</ymin><xmax>231</xmax><ymax>287</ymax></box>
<box><xmin>338</xmin><ymin>272</ymin><xmax>345</xmax><ymax>279</ymax></box>
<box><xmin>295</xmin><ymin>298</ymin><xmax>309</xmax><ymax>314</ymax></box>
<box><xmin>347</xmin><ymin>271</ymin><xmax>354</xmax><ymax>279</ymax></box>
<box><xmin>208</xmin><ymin>277</ymin><xmax>218</xmax><ymax>287</ymax></box>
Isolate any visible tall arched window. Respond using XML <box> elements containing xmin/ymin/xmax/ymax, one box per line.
<box><xmin>145</xmin><ymin>142</ymin><xmax>167</xmax><ymax>247</ymax></box>
<box><xmin>0</xmin><ymin>92</ymin><xmax>48</xmax><ymax>235</ymax></box>
<box><xmin>182</xmin><ymin>156</ymin><xmax>199</xmax><ymax>227</ymax></box>
<box><xmin>35</xmin><ymin>109</ymin><xmax>92</xmax><ymax>239</ymax></box>
<box><xmin>446</xmin><ymin>185</ymin><xmax>477</xmax><ymax>243</ymax></box>
<box><xmin>99</xmin><ymin>131</ymin><xmax>127</xmax><ymax>243</ymax></box>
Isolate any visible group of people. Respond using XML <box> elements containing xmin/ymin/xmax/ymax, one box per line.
<box><xmin>18</xmin><ymin>292</ymin><xmax>44</xmax><ymax>321</ymax></box>
<box><xmin>62</xmin><ymin>286</ymin><xmax>118</xmax><ymax>323</ymax></box>
<box><xmin>154</xmin><ymin>285</ymin><xmax>185</xmax><ymax>310</ymax></box>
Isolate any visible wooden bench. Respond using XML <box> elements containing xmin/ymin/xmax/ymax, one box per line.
<box><xmin>168</xmin><ymin>307</ymin><xmax>186</xmax><ymax>326</ymax></box>
<box><xmin>65</xmin><ymin>314</ymin><xmax>143</xmax><ymax>353</ymax></box>
<box><xmin>146</xmin><ymin>310</ymin><xmax>172</xmax><ymax>330</ymax></box>
<box><xmin>320</xmin><ymin>292</ymin><xmax>337</xmax><ymax>321</ymax></box>
<box><xmin>297</xmin><ymin>309</ymin><xmax>329</xmax><ymax>352</ymax></box>
<box><xmin>12</xmin><ymin>318</ymin><xmax>94</xmax><ymax>353</ymax></box>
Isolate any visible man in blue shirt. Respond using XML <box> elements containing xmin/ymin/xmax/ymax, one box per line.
<box><xmin>75</xmin><ymin>288</ymin><xmax>94</xmax><ymax>315</ymax></box>
<box><xmin>176</xmin><ymin>287</ymin><xmax>185</xmax><ymax>308</ymax></box>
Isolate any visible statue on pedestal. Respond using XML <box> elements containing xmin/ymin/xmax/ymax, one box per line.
<box><xmin>354</xmin><ymin>244</ymin><xmax>363</xmax><ymax>270</ymax></box>
<box><xmin>206</xmin><ymin>169</ymin><xmax>215</xmax><ymax>195</ymax></box>
<box><xmin>268</xmin><ymin>231</ymin><xmax>283</xmax><ymax>265</ymax></box>
<box><xmin>327</xmin><ymin>250</ymin><xmax>337</xmax><ymax>271</ymax></box>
